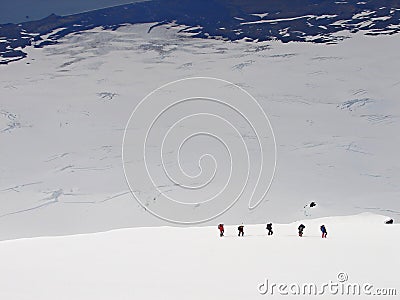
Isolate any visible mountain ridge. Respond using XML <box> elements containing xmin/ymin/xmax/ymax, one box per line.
<box><xmin>1</xmin><ymin>0</ymin><xmax>399</xmax><ymax>64</ymax></box>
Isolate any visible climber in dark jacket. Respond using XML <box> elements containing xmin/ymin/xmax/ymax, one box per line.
<box><xmin>320</xmin><ymin>225</ymin><xmax>327</xmax><ymax>238</ymax></box>
<box><xmin>266</xmin><ymin>223</ymin><xmax>273</xmax><ymax>236</ymax></box>
<box><xmin>238</xmin><ymin>224</ymin><xmax>244</xmax><ymax>237</ymax></box>
<box><xmin>298</xmin><ymin>224</ymin><xmax>305</xmax><ymax>237</ymax></box>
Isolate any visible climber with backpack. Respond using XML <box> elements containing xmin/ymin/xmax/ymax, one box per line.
<box><xmin>266</xmin><ymin>223</ymin><xmax>273</xmax><ymax>236</ymax></box>
<box><xmin>298</xmin><ymin>224</ymin><xmax>305</xmax><ymax>237</ymax></box>
<box><xmin>218</xmin><ymin>223</ymin><xmax>224</xmax><ymax>237</ymax></box>
<box><xmin>238</xmin><ymin>224</ymin><xmax>244</xmax><ymax>237</ymax></box>
<box><xmin>320</xmin><ymin>225</ymin><xmax>327</xmax><ymax>238</ymax></box>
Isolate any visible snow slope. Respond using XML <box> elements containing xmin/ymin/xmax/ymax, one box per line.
<box><xmin>0</xmin><ymin>213</ymin><xmax>398</xmax><ymax>299</ymax></box>
<box><xmin>0</xmin><ymin>23</ymin><xmax>400</xmax><ymax>239</ymax></box>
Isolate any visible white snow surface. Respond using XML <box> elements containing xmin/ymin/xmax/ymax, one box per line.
<box><xmin>0</xmin><ymin>23</ymin><xmax>399</xmax><ymax>239</ymax></box>
<box><xmin>0</xmin><ymin>213</ymin><xmax>398</xmax><ymax>299</ymax></box>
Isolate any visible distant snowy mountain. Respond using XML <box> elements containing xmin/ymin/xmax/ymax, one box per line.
<box><xmin>1</xmin><ymin>0</ymin><xmax>400</xmax><ymax>64</ymax></box>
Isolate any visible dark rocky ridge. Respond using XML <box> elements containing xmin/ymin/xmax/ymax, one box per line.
<box><xmin>0</xmin><ymin>0</ymin><xmax>399</xmax><ymax>64</ymax></box>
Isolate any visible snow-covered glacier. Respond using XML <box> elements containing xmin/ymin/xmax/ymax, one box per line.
<box><xmin>0</xmin><ymin>2</ymin><xmax>399</xmax><ymax>299</ymax></box>
<box><xmin>0</xmin><ymin>20</ymin><xmax>399</xmax><ymax>239</ymax></box>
